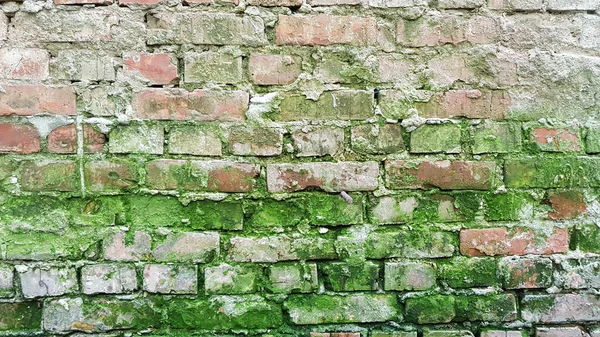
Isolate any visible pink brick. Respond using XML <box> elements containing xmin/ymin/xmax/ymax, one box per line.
<box><xmin>249</xmin><ymin>54</ymin><xmax>302</xmax><ymax>85</ymax></box>
<box><xmin>123</xmin><ymin>53</ymin><xmax>178</xmax><ymax>85</ymax></box>
<box><xmin>131</xmin><ymin>88</ymin><xmax>248</xmax><ymax>121</ymax></box>
<box><xmin>0</xmin><ymin>48</ymin><xmax>49</xmax><ymax>80</ymax></box>
<box><xmin>0</xmin><ymin>123</ymin><xmax>40</xmax><ymax>154</ymax></box>
<box><xmin>460</xmin><ymin>227</ymin><xmax>569</xmax><ymax>257</ymax></box>
<box><xmin>417</xmin><ymin>90</ymin><xmax>510</xmax><ymax>120</ymax></box>
<box><xmin>0</xmin><ymin>85</ymin><xmax>76</xmax><ymax>116</ymax></box>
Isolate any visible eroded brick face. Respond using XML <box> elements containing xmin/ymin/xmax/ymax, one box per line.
<box><xmin>1</xmin><ymin>0</ymin><xmax>599</xmax><ymax>336</ymax></box>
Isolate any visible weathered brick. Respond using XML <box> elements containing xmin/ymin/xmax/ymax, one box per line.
<box><xmin>292</xmin><ymin>126</ymin><xmax>344</xmax><ymax>157</ymax></box>
<box><xmin>249</xmin><ymin>54</ymin><xmax>302</xmax><ymax>85</ymax></box>
<box><xmin>504</xmin><ymin>157</ymin><xmax>600</xmax><ymax>188</ymax></box>
<box><xmin>0</xmin><ymin>48</ymin><xmax>49</xmax><ymax>80</ymax></box>
<box><xmin>547</xmin><ymin>0</ymin><xmax>600</xmax><ymax>11</ymax></box>
<box><xmin>84</xmin><ymin>160</ymin><xmax>137</xmax><ymax>193</ymax></box>
<box><xmin>385</xmin><ymin>160</ymin><xmax>497</xmax><ymax>190</ymax></box>
<box><xmin>267</xmin><ymin>162</ymin><xmax>379</xmax><ymax>192</ymax></box>
<box><xmin>277</xmin><ymin>90</ymin><xmax>374</xmax><ymax>121</ymax></box>
<box><xmin>109</xmin><ymin>124</ymin><xmax>164</xmax><ymax>154</ymax></box>
<box><xmin>480</xmin><ymin>331</ymin><xmax>525</xmax><ymax>337</ymax></box>
<box><xmin>268</xmin><ymin>263</ymin><xmax>318</xmax><ymax>294</ymax></box>
<box><xmin>547</xmin><ymin>190</ymin><xmax>586</xmax><ymax>220</ymax></box>
<box><xmin>20</xmin><ymin>160</ymin><xmax>79</xmax><ymax>192</ymax></box>
<box><xmin>103</xmin><ymin>231</ymin><xmax>152</xmax><ymax>261</ymax></box>
<box><xmin>371</xmin><ymin>332</ymin><xmax>417</xmax><ymax>337</ymax></box>
<box><xmin>123</xmin><ymin>52</ymin><xmax>178</xmax><ymax>85</ymax></box>
<box><xmin>575</xmin><ymin>225</ymin><xmax>600</xmax><ymax>253</ymax></box>
<box><xmin>416</xmin><ymin>90</ymin><xmax>510</xmax><ymax>120</ymax></box>
<box><xmin>52</xmin><ymin>50</ymin><xmax>116</xmax><ymax>81</ymax></box>
<box><xmin>81</xmin><ymin>264</ymin><xmax>137</xmax><ymax>294</ymax></box>
<box><xmin>488</xmin><ymin>0</ymin><xmax>543</xmax><ymax>11</ymax></box>
<box><xmin>0</xmin><ymin>14</ymin><xmax>6</xmax><ymax>42</ymax></box>
<box><xmin>305</xmin><ymin>193</ymin><xmax>364</xmax><ymax>226</ymax></box>
<box><xmin>438</xmin><ymin>0</ymin><xmax>483</xmax><ymax>8</ymax></box>
<box><xmin>228</xmin><ymin>126</ymin><xmax>283</xmax><ymax>156</ymax></box>
<box><xmin>473</xmin><ymin>121</ymin><xmax>521</xmax><ymax>154</ymax></box>
<box><xmin>276</xmin><ymin>15</ymin><xmax>393</xmax><ymax>50</ymax></box>
<box><xmin>47</xmin><ymin>124</ymin><xmax>105</xmax><ymax>154</ymax></box>
<box><xmin>536</xmin><ymin>327</ymin><xmax>588</xmax><ymax>337</ymax></box>
<box><xmin>168</xmin><ymin>126</ymin><xmax>222</xmax><ymax>156</ymax></box>
<box><xmin>351</xmin><ymin>124</ymin><xmax>404</xmax><ymax>154</ymax></box>
<box><xmin>314</xmin><ymin>56</ymin><xmax>374</xmax><ymax>84</ymax></box>
<box><xmin>0</xmin><ymin>302</ymin><xmax>42</xmax><ymax>331</ymax></box>
<box><xmin>405</xmin><ymin>296</ymin><xmax>456</xmax><ymax>324</ymax></box>
<box><xmin>377</xmin><ymin>54</ymin><xmax>415</xmax><ymax>83</ymax></box>
<box><xmin>152</xmin><ymin>232</ymin><xmax>219</xmax><ymax>262</ymax></box>
<box><xmin>369</xmin><ymin>0</ymin><xmax>426</xmax><ymax>7</ymax></box>
<box><xmin>308</xmin><ymin>0</ymin><xmax>361</xmax><ymax>5</ymax></box>
<box><xmin>522</xmin><ymin>294</ymin><xmax>600</xmax><ymax>323</ymax></box>
<box><xmin>285</xmin><ymin>294</ymin><xmax>398</xmax><ymax>324</ymax></box>
<box><xmin>424</xmin><ymin>331</ymin><xmax>474</xmax><ymax>337</ymax></box>
<box><xmin>55</xmin><ymin>0</ymin><xmax>113</xmax><ymax>5</ymax></box>
<box><xmin>321</xmin><ymin>261</ymin><xmax>379</xmax><ymax>291</ymax></box>
<box><xmin>143</xmin><ymin>264</ymin><xmax>197</xmax><ymax>294</ymax></box>
<box><xmin>499</xmin><ymin>257</ymin><xmax>553</xmax><ymax>289</ymax></box>
<box><xmin>17</xmin><ymin>265</ymin><xmax>78</xmax><ymax>298</ymax></box>
<box><xmin>147</xmin><ymin>13</ymin><xmax>267</xmax><ymax>46</ymax></box>
<box><xmin>120</xmin><ymin>0</ymin><xmax>166</xmax><ymax>5</ymax></box>
<box><xmin>131</xmin><ymin>89</ymin><xmax>248</xmax><ymax>121</ymax></box>
<box><xmin>0</xmin><ymin>85</ymin><xmax>76</xmax><ymax>116</ymax></box>
<box><xmin>586</xmin><ymin>126</ymin><xmax>600</xmax><ymax>153</ymax></box>
<box><xmin>397</xmin><ymin>15</ymin><xmax>499</xmax><ymax>47</ymax></box>
<box><xmin>555</xmin><ymin>257</ymin><xmax>600</xmax><ymax>289</ymax></box>
<box><xmin>369</xmin><ymin>196</ymin><xmax>419</xmax><ymax>224</ymax></box>
<box><xmin>184</xmin><ymin>52</ymin><xmax>242</xmax><ymax>84</ymax></box>
<box><xmin>0</xmin><ymin>265</ymin><xmax>14</xmax><ymax>298</ymax></box>
<box><xmin>460</xmin><ymin>227</ymin><xmax>568</xmax><ymax>256</ymax></box>
<box><xmin>530</xmin><ymin>128</ymin><xmax>580</xmax><ymax>152</ymax></box>
<box><xmin>362</xmin><ymin>230</ymin><xmax>457</xmax><ymax>259</ymax></box>
<box><xmin>247</xmin><ymin>0</ymin><xmax>302</xmax><ymax>5</ymax></box>
<box><xmin>0</xmin><ymin>123</ymin><xmax>40</xmax><ymax>154</ymax></box>
<box><xmin>385</xmin><ymin>261</ymin><xmax>436</xmax><ymax>291</ymax></box>
<box><xmin>228</xmin><ymin>235</ymin><xmax>336</xmax><ymax>262</ymax></box>
<box><xmin>205</xmin><ymin>264</ymin><xmax>259</xmax><ymax>294</ymax></box>
<box><xmin>410</xmin><ymin>124</ymin><xmax>461</xmax><ymax>154</ymax></box>
<box><xmin>146</xmin><ymin>160</ymin><xmax>259</xmax><ymax>192</ymax></box>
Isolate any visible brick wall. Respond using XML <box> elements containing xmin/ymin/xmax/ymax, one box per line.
<box><xmin>0</xmin><ymin>0</ymin><xmax>600</xmax><ymax>336</ymax></box>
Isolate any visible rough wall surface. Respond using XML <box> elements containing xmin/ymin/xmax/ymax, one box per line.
<box><xmin>0</xmin><ymin>0</ymin><xmax>600</xmax><ymax>335</ymax></box>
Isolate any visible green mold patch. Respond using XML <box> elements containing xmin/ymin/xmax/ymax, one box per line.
<box><xmin>320</xmin><ymin>261</ymin><xmax>380</xmax><ymax>291</ymax></box>
<box><xmin>573</xmin><ymin>225</ymin><xmax>600</xmax><ymax>253</ymax></box>
<box><xmin>405</xmin><ymin>295</ymin><xmax>456</xmax><ymax>324</ymax></box>
<box><xmin>244</xmin><ymin>198</ymin><xmax>304</xmax><ymax>229</ymax></box>
<box><xmin>437</xmin><ymin>257</ymin><xmax>499</xmax><ymax>288</ymax></box>
<box><xmin>484</xmin><ymin>192</ymin><xmax>534</xmax><ymax>221</ymax></box>
<box><xmin>0</xmin><ymin>302</ymin><xmax>42</xmax><ymax>331</ymax></box>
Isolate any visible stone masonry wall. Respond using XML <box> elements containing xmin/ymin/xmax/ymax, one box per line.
<box><xmin>0</xmin><ymin>0</ymin><xmax>600</xmax><ymax>335</ymax></box>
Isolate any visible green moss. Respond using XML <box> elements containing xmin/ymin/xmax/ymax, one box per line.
<box><xmin>438</xmin><ymin>257</ymin><xmax>499</xmax><ymax>288</ymax></box>
<box><xmin>0</xmin><ymin>302</ymin><xmax>42</xmax><ymax>331</ymax></box>
<box><xmin>244</xmin><ymin>198</ymin><xmax>304</xmax><ymax>229</ymax></box>
<box><xmin>305</xmin><ymin>193</ymin><xmax>363</xmax><ymax>226</ymax></box>
<box><xmin>520</xmin><ymin>295</ymin><xmax>556</xmax><ymax>314</ymax></box>
<box><xmin>321</xmin><ymin>261</ymin><xmax>380</xmax><ymax>291</ymax></box>
<box><xmin>484</xmin><ymin>192</ymin><xmax>533</xmax><ymax>221</ymax></box>
<box><xmin>454</xmin><ymin>294</ymin><xmax>517</xmax><ymax>322</ymax></box>
<box><xmin>405</xmin><ymin>295</ymin><xmax>456</xmax><ymax>324</ymax></box>
<box><xmin>453</xmin><ymin>192</ymin><xmax>483</xmax><ymax>220</ymax></box>
<box><xmin>574</xmin><ymin>225</ymin><xmax>600</xmax><ymax>252</ymax></box>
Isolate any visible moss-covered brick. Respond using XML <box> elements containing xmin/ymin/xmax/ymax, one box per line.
<box><xmin>351</xmin><ymin>124</ymin><xmax>405</xmax><ymax>155</ymax></box>
<box><xmin>573</xmin><ymin>224</ymin><xmax>600</xmax><ymax>253</ymax></box>
<box><xmin>108</xmin><ymin>124</ymin><xmax>164</xmax><ymax>155</ymax></box>
<box><xmin>371</xmin><ymin>332</ymin><xmax>417</xmax><ymax>337</ymax></box>
<box><xmin>228</xmin><ymin>126</ymin><xmax>283</xmax><ymax>156</ymax></box>
<box><xmin>585</xmin><ymin>126</ymin><xmax>600</xmax><ymax>153</ymax></box>
<box><xmin>405</xmin><ymin>295</ymin><xmax>456</xmax><ymax>324</ymax></box>
<box><xmin>378</xmin><ymin>90</ymin><xmax>428</xmax><ymax>120</ymax></box>
<box><xmin>0</xmin><ymin>264</ymin><xmax>14</xmax><ymax>298</ymax></box>
<box><xmin>205</xmin><ymin>264</ymin><xmax>259</xmax><ymax>295</ymax></box>
<box><xmin>365</xmin><ymin>230</ymin><xmax>457</xmax><ymax>259</ymax></box>
<box><xmin>473</xmin><ymin>121</ymin><xmax>521</xmax><ymax>154</ymax></box>
<box><xmin>554</xmin><ymin>257</ymin><xmax>600</xmax><ymax>289</ymax></box>
<box><xmin>19</xmin><ymin>160</ymin><xmax>79</xmax><ymax>192</ymax></box>
<box><xmin>437</xmin><ymin>257</ymin><xmax>499</xmax><ymax>288</ymax></box>
<box><xmin>384</xmin><ymin>261</ymin><xmax>436</xmax><ymax>291</ymax></box>
<box><xmin>369</xmin><ymin>195</ymin><xmax>419</xmax><ymax>224</ymax></box>
<box><xmin>0</xmin><ymin>158</ymin><xmax>16</xmax><ymax>181</ymax></box>
<box><xmin>504</xmin><ymin>157</ymin><xmax>600</xmax><ymax>188</ymax></box>
<box><xmin>0</xmin><ymin>302</ymin><xmax>42</xmax><ymax>331</ymax></box>
<box><xmin>529</xmin><ymin>127</ymin><xmax>581</xmax><ymax>152</ymax></box>
<box><xmin>276</xmin><ymin>91</ymin><xmax>374</xmax><ymax>121</ymax></box>
<box><xmin>84</xmin><ymin>160</ymin><xmax>138</xmax><ymax>193</ymax></box>
<box><xmin>454</xmin><ymin>294</ymin><xmax>517</xmax><ymax>322</ymax></box>
<box><xmin>128</xmin><ymin>196</ymin><xmax>243</xmax><ymax>230</ymax></box>
<box><xmin>284</xmin><ymin>294</ymin><xmax>399</xmax><ymax>324</ymax></box>
<box><xmin>499</xmin><ymin>257</ymin><xmax>553</xmax><ymax>289</ymax></box>
<box><xmin>521</xmin><ymin>294</ymin><xmax>600</xmax><ymax>323</ymax></box>
<box><xmin>305</xmin><ymin>193</ymin><xmax>363</xmax><ymax>226</ymax></box>
<box><xmin>321</xmin><ymin>261</ymin><xmax>380</xmax><ymax>291</ymax></box>
<box><xmin>228</xmin><ymin>234</ymin><xmax>337</xmax><ymax>262</ymax></box>
<box><xmin>184</xmin><ymin>52</ymin><xmax>242</xmax><ymax>84</ymax></box>
<box><xmin>410</xmin><ymin>123</ymin><xmax>461</xmax><ymax>154</ymax></box>
<box><xmin>267</xmin><ymin>263</ymin><xmax>318</xmax><ymax>294</ymax></box>
<box><xmin>484</xmin><ymin>192</ymin><xmax>534</xmax><ymax>221</ymax></box>
<box><xmin>423</xmin><ymin>331</ymin><xmax>474</xmax><ymax>337</ymax></box>
<box><xmin>245</xmin><ymin>198</ymin><xmax>304</xmax><ymax>228</ymax></box>
<box><xmin>166</xmin><ymin>296</ymin><xmax>283</xmax><ymax>330</ymax></box>
<box><xmin>452</xmin><ymin>192</ymin><xmax>483</xmax><ymax>221</ymax></box>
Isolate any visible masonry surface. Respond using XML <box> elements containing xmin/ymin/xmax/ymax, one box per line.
<box><xmin>0</xmin><ymin>0</ymin><xmax>600</xmax><ymax>336</ymax></box>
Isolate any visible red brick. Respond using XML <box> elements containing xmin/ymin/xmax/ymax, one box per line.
<box><xmin>460</xmin><ymin>227</ymin><xmax>569</xmax><ymax>257</ymax></box>
<box><xmin>146</xmin><ymin>159</ymin><xmax>260</xmax><ymax>192</ymax></box>
<box><xmin>123</xmin><ymin>53</ymin><xmax>178</xmax><ymax>85</ymax></box>
<box><xmin>47</xmin><ymin>124</ymin><xmax>105</xmax><ymax>154</ymax></box>
<box><xmin>0</xmin><ymin>85</ymin><xmax>76</xmax><ymax>116</ymax></box>
<box><xmin>416</xmin><ymin>90</ymin><xmax>510</xmax><ymax>120</ymax></box>
<box><xmin>385</xmin><ymin>160</ymin><xmax>496</xmax><ymax>190</ymax></box>
<box><xmin>0</xmin><ymin>123</ymin><xmax>40</xmax><ymax>154</ymax></box>
<box><xmin>131</xmin><ymin>88</ymin><xmax>248</xmax><ymax>121</ymax></box>
<box><xmin>84</xmin><ymin>160</ymin><xmax>137</xmax><ymax>193</ymax></box>
<box><xmin>247</xmin><ymin>0</ymin><xmax>302</xmax><ymax>5</ymax></box>
<box><xmin>547</xmin><ymin>191</ymin><xmax>586</xmax><ymax>220</ymax></box>
<box><xmin>267</xmin><ymin>162</ymin><xmax>379</xmax><ymax>192</ymax></box>
<box><xmin>531</xmin><ymin>128</ymin><xmax>580</xmax><ymax>152</ymax></box>
<box><xmin>55</xmin><ymin>0</ymin><xmax>112</xmax><ymax>4</ymax></box>
<box><xmin>276</xmin><ymin>15</ymin><xmax>392</xmax><ymax>49</ymax></box>
<box><xmin>20</xmin><ymin>160</ymin><xmax>78</xmax><ymax>192</ymax></box>
<box><xmin>0</xmin><ymin>48</ymin><xmax>49</xmax><ymax>80</ymax></box>
<box><xmin>249</xmin><ymin>54</ymin><xmax>302</xmax><ymax>85</ymax></box>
